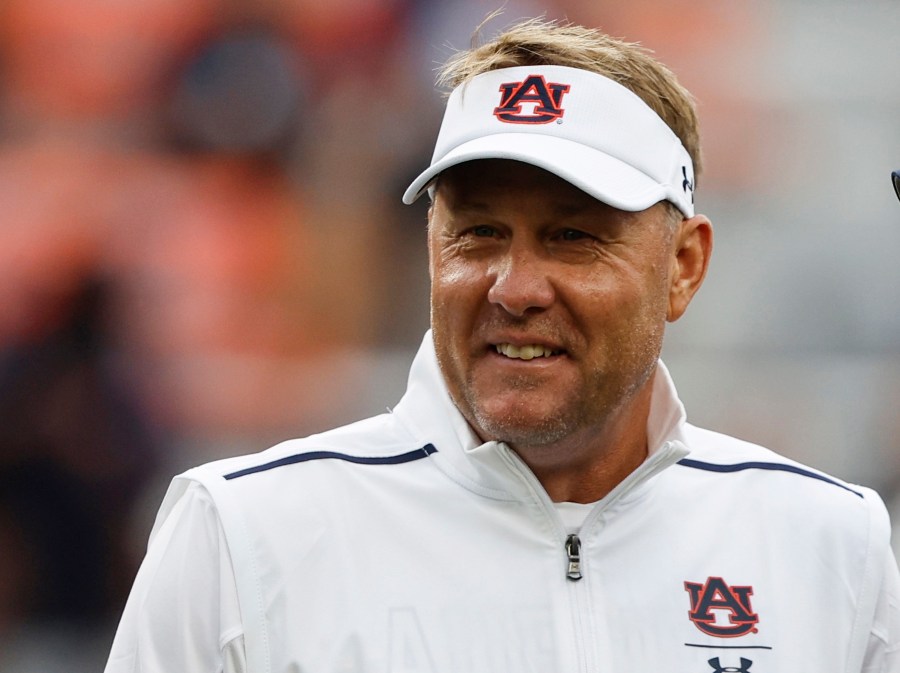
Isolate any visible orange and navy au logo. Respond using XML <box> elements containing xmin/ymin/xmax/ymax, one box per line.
<box><xmin>493</xmin><ymin>75</ymin><xmax>571</xmax><ymax>124</ymax></box>
<box><xmin>684</xmin><ymin>577</ymin><xmax>760</xmax><ymax>638</ymax></box>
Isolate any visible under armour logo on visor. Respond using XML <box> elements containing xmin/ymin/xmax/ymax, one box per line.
<box><xmin>682</xmin><ymin>165</ymin><xmax>694</xmax><ymax>203</ymax></box>
<box><xmin>493</xmin><ymin>75</ymin><xmax>570</xmax><ymax>124</ymax></box>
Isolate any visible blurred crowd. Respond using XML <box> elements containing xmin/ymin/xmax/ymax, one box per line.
<box><xmin>1</xmin><ymin>1</ymin><xmax>899</xmax><ymax>671</ymax></box>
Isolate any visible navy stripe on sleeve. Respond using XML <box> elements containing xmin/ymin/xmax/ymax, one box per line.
<box><xmin>224</xmin><ymin>444</ymin><xmax>438</xmax><ymax>480</ymax></box>
<box><xmin>677</xmin><ymin>458</ymin><xmax>862</xmax><ymax>498</ymax></box>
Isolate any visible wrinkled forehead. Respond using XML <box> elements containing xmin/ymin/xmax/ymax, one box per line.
<box><xmin>429</xmin><ymin>158</ymin><xmax>675</xmax><ymax>232</ymax></box>
<box><xmin>433</xmin><ymin>159</ymin><xmax>599</xmax><ymax>206</ymax></box>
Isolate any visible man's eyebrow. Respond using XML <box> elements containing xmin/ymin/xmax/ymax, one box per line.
<box><xmin>446</xmin><ymin>198</ymin><xmax>493</xmax><ymax>214</ymax></box>
<box><xmin>553</xmin><ymin>201</ymin><xmax>594</xmax><ymax>218</ymax></box>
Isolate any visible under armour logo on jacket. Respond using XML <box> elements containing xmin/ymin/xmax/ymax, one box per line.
<box><xmin>709</xmin><ymin>656</ymin><xmax>753</xmax><ymax>673</ymax></box>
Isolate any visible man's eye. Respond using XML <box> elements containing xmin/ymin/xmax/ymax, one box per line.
<box><xmin>559</xmin><ymin>229</ymin><xmax>589</xmax><ymax>241</ymax></box>
<box><xmin>471</xmin><ymin>225</ymin><xmax>496</xmax><ymax>237</ymax></box>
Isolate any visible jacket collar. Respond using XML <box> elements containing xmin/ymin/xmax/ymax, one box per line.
<box><xmin>394</xmin><ymin>331</ymin><xmax>689</xmax><ymax>499</ymax></box>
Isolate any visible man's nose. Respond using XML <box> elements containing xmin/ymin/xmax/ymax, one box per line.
<box><xmin>486</xmin><ymin>246</ymin><xmax>555</xmax><ymax>317</ymax></box>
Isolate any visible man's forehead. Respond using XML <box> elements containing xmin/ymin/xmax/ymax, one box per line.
<box><xmin>439</xmin><ymin>159</ymin><xmax>592</xmax><ymax>198</ymax></box>
<box><xmin>435</xmin><ymin>159</ymin><xmax>634</xmax><ymax>217</ymax></box>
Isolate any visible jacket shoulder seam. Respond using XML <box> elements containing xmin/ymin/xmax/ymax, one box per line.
<box><xmin>222</xmin><ymin>444</ymin><xmax>438</xmax><ymax>480</ymax></box>
<box><xmin>676</xmin><ymin>458</ymin><xmax>862</xmax><ymax>498</ymax></box>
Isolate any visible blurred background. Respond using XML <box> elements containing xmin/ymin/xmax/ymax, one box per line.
<box><xmin>0</xmin><ymin>0</ymin><xmax>898</xmax><ymax>669</ymax></box>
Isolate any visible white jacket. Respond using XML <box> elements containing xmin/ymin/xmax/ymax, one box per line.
<box><xmin>106</xmin><ymin>332</ymin><xmax>900</xmax><ymax>673</ymax></box>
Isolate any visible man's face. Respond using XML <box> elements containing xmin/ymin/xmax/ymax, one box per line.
<box><xmin>428</xmin><ymin>160</ymin><xmax>679</xmax><ymax>452</ymax></box>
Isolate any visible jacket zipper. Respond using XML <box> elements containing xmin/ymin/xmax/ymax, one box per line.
<box><xmin>565</xmin><ymin>533</ymin><xmax>583</xmax><ymax>581</ymax></box>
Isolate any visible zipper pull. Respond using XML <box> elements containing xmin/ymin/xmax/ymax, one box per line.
<box><xmin>565</xmin><ymin>534</ymin><xmax>583</xmax><ymax>581</ymax></box>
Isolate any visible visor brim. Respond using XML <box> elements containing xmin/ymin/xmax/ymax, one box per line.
<box><xmin>402</xmin><ymin>133</ymin><xmax>692</xmax><ymax>217</ymax></box>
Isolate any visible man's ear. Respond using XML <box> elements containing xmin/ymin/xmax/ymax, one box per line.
<box><xmin>667</xmin><ymin>214</ymin><xmax>713</xmax><ymax>322</ymax></box>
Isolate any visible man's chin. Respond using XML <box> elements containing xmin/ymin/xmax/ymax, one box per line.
<box><xmin>470</xmin><ymin>405</ymin><xmax>575</xmax><ymax>449</ymax></box>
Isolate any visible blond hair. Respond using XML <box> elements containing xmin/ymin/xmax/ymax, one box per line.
<box><xmin>438</xmin><ymin>17</ymin><xmax>703</xmax><ymax>183</ymax></box>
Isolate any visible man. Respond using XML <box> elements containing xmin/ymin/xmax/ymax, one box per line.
<box><xmin>106</xmin><ymin>19</ymin><xmax>900</xmax><ymax>673</ymax></box>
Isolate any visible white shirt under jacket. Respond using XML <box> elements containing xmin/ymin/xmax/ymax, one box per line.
<box><xmin>106</xmin><ymin>331</ymin><xmax>900</xmax><ymax>673</ymax></box>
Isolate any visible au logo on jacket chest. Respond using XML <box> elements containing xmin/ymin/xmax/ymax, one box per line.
<box><xmin>684</xmin><ymin>577</ymin><xmax>759</xmax><ymax>637</ymax></box>
<box><xmin>493</xmin><ymin>75</ymin><xmax>571</xmax><ymax>124</ymax></box>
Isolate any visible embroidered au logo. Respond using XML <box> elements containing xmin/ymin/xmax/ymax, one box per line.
<box><xmin>684</xmin><ymin>577</ymin><xmax>759</xmax><ymax>638</ymax></box>
<box><xmin>493</xmin><ymin>75</ymin><xmax>571</xmax><ymax>124</ymax></box>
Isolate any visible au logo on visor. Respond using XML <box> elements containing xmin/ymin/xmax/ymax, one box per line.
<box><xmin>494</xmin><ymin>75</ymin><xmax>571</xmax><ymax>124</ymax></box>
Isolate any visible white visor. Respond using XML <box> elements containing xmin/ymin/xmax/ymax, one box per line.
<box><xmin>402</xmin><ymin>65</ymin><xmax>695</xmax><ymax>217</ymax></box>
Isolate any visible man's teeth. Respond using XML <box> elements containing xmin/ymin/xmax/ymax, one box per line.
<box><xmin>494</xmin><ymin>343</ymin><xmax>559</xmax><ymax>360</ymax></box>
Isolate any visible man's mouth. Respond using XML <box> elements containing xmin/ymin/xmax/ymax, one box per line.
<box><xmin>494</xmin><ymin>343</ymin><xmax>563</xmax><ymax>360</ymax></box>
